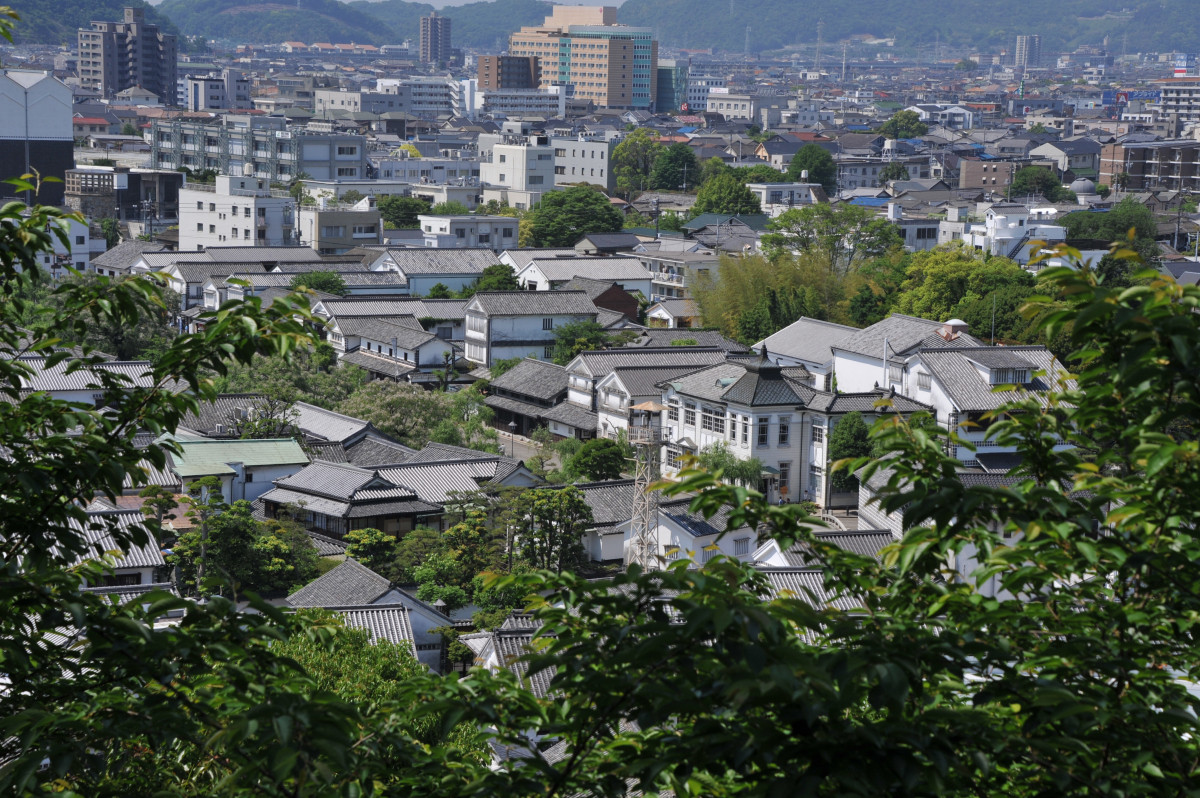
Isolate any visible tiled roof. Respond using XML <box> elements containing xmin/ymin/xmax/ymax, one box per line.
<box><xmin>607</xmin><ymin>364</ymin><xmax>710</xmax><ymax>399</ymax></box>
<box><xmin>494</xmin><ymin>629</ymin><xmax>555</xmax><ymax>698</ymax></box>
<box><xmin>385</xmin><ymin>248</ymin><xmax>498</xmax><ymax>275</ymax></box>
<box><xmin>91</xmin><ymin>240</ymin><xmax>165</xmax><ymax>272</ymax></box>
<box><xmin>756</xmin><ymin>317</ymin><xmax>857</xmax><ymax>366</ymax></box>
<box><xmin>202</xmin><ymin>246</ymin><xmax>323</xmax><ymax>263</ymax></box>
<box><xmin>500</xmin><ymin>248</ymin><xmax>579</xmax><ymax>271</ymax></box>
<box><xmin>778</xmin><ymin>529</ymin><xmax>896</xmax><ymax>565</ymax></box>
<box><xmin>756</xmin><ymin>567</ymin><xmax>868</xmax><ymax>611</ymax></box>
<box><xmin>68</xmin><ymin>509</ymin><xmax>165</xmax><ymax>570</ymax></box>
<box><xmin>561</xmin><ymin>276</ymin><xmax>624</xmax><ymax>301</ymax></box>
<box><xmin>334</xmin><ymin>605</ymin><xmax>417</xmax><ymax>654</ymax></box>
<box><xmin>287</xmin><ymin>559</ymin><xmax>393</xmax><ymax>607</ymax></box>
<box><xmin>307</xmin><ymin>529</ymin><xmax>348</xmax><ymax>557</ymax></box>
<box><xmin>525</xmin><ymin>257</ymin><xmax>648</xmax><ymax>283</ymax></box>
<box><xmin>169</xmin><ymin>438</ymin><xmax>309</xmax><ymax>479</ymax></box>
<box><xmin>258</xmin><ymin>487</ymin><xmax>352</xmax><ymax>518</ymax></box>
<box><xmin>570</xmin><ymin>347</ymin><xmax>727</xmax><ymax>377</ymax></box>
<box><xmin>469</xmin><ymin>290</ymin><xmax>599</xmax><ymax>317</ymax></box>
<box><xmin>18</xmin><ymin>359</ymin><xmax>159</xmax><ymax>394</ymax></box>
<box><xmin>377</xmin><ymin>460</ymin><xmax>515</xmax><ymax>503</ymax></box>
<box><xmin>660</xmin><ymin>498</ymin><xmax>740</xmax><ymax>538</ymax></box>
<box><xmin>626</xmin><ymin>328</ymin><xmax>748</xmax><ymax>352</ymax></box>
<box><xmin>488</xmin><ymin>358</ymin><xmax>567</xmax><ymax>401</ymax></box>
<box><xmin>577</xmin><ymin>480</ymin><xmax>638</xmax><ymax>528</ymax></box>
<box><xmin>578</xmin><ymin>232</ymin><xmax>642</xmax><ymax>249</ymax></box>
<box><xmin>825</xmin><ymin>390</ymin><xmax>931</xmax><ymax>414</ymax></box>
<box><xmin>917</xmin><ymin>346</ymin><xmax>1071</xmax><ymax>412</ymax></box>
<box><xmin>343</xmin><ymin>435</ymin><xmax>417</xmax><ymax>467</ymax></box>
<box><xmin>335</xmin><ymin>317</ymin><xmax>438</xmax><ymax>349</ymax></box>
<box><xmin>648</xmin><ymin>298</ymin><xmax>698</xmax><ymax>317</ymax></box>
<box><xmin>833</xmin><ymin>314</ymin><xmax>980</xmax><ymax>359</ymax></box>
<box><xmin>404</xmin><ymin>441</ymin><xmax>516</xmax><ymax>465</ymax></box>
<box><xmin>275</xmin><ymin>460</ymin><xmax>396</xmax><ymax>501</ymax></box>
<box><xmin>339</xmin><ymin>349</ymin><xmax>420</xmax><ymax>377</ymax></box>
<box><xmin>292</xmin><ymin>402</ymin><xmax>371</xmax><ymax>444</ymax></box>
<box><xmin>318</xmin><ymin>298</ymin><xmax>469</xmax><ymax>321</ymax></box>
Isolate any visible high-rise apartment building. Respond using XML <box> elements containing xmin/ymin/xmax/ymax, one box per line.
<box><xmin>1015</xmin><ymin>35</ymin><xmax>1041</xmax><ymax>70</ymax></box>
<box><xmin>508</xmin><ymin>6</ymin><xmax>657</xmax><ymax>110</ymax></box>
<box><xmin>78</xmin><ymin>7</ymin><xmax>177</xmax><ymax>101</ymax></box>
<box><xmin>477</xmin><ymin>56</ymin><xmax>540</xmax><ymax>90</ymax></box>
<box><xmin>420</xmin><ymin>12</ymin><xmax>452</xmax><ymax>65</ymax></box>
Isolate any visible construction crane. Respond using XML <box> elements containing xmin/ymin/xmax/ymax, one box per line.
<box><xmin>626</xmin><ymin>401</ymin><xmax>665</xmax><ymax>571</ymax></box>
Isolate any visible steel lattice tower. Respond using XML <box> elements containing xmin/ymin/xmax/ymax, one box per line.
<box><xmin>626</xmin><ymin>403</ymin><xmax>664</xmax><ymax>571</ymax></box>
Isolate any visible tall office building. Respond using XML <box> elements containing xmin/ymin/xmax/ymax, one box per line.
<box><xmin>420</xmin><ymin>12</ymin><xmax>452</xmax><ymax>65</ymax></box>
<box><xmin>508</xmin><ymin>6</ymin><xmax>658</xmax><ymax>110</ymax></box>
<box><xmin>78</xmin><ymin>7</ymin><xmax>177</xmax><ymax>101</ymax></box>
<box><xmin>1015</xmin><ymin>35</ymin><xmax>1042</xmax><ymax>70</ymax></box>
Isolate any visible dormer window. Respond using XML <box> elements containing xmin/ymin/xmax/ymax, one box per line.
<box><xmin>991</xmin><ymin>368</ymin><xmax>1030</xmax><ymax>385</ymax></box>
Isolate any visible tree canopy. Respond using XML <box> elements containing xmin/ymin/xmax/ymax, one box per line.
<box><xmin>1008</xmin><ymin>165</ymin><xmax>1075</xmax><ymax>202</ymax></box>
<box><xmin>648</xmin><ymin>142</ymin><xmax>699</xmax><ymax>191</ymax></box>
<box><xmin>524</xmin><ymin>186</ymin><xmax>624</xmax><ymax>247</ymax></box>
<box><xmin>289</xmin><ymin>270</ymin><xmax>347</xmax><ymax>296</ymax></box>
<box><xmin>377</xmin><ymin>195</ymin><xmax>431</xmax><ymax>228</ymax></box>
<box><xmin>785</xmin><ymin>143</ymin><xmax>838</xmax><ymax>193</ymax></box>
<box><xmin>570</xmin><ymin>438</ymin><xmax>627</xmax><ymax>481</ymax></box>
<box><xmin>611</xmin><ymin>128</ymin><xmax>664</xmax><ymax>197</ymax></box>
<box><xmin>690</xmin><ymin>171</ymin><xmax>762</xmax><ymax>217</ymax></box>
<box><xmin>876</xmin><ymin>109</ymin><xmax>929</xmax><ymax>139</ymax></box>
<box><xmin>761</xmin><ymin>202</ymin><xmax>902</xmax><ymax>275</ymax></box>
<box><xmin>827</xmin><ymin>412</ymin><xmax>871</xmax><ymax>492</ymax></box>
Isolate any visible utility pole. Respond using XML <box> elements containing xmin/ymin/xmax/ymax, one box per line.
<box><xmin>815</xmin><ymin>20</ymin><xmax>824</xmax><ymax>74</ymax></box>
<box><xmin>841</xmin><ymin>43</ymin><xmax>847</xmax><ymax>82</ymax></box>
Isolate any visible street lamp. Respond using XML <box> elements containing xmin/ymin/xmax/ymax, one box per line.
<box><xmin>507</xmin><ymin>420</ymin><xmax>517</xmax><ymax>458</ymax></box>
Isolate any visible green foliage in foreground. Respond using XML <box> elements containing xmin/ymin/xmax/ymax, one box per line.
<box><xmin>5</xmin><ymin>169</ymin><xmax>1200</xmax><ymax>795</ymax></box>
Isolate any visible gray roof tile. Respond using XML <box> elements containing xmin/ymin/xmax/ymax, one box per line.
<box><xmin>287</xmin><ymin>559</ymin><xmax>393</xmax><ymax>607</ymax></box>
<box><xmin>487</xmin><ymin>358</ymin><xmax>568</xmax><ymax>401</ymax></box>
<box><xmin>917</xmin><ymin>346</ymin><xmax>1071</xmax><ymax>412</ymax></box>
<box><xmin>756</xmin><ymin>317</ymin><xmax>857</xmax><ymax>365</ymax></box>
<box><xmin>834</xmin><ymin>314</ymin><xmax>982</xmax><ymax>359</ymax></box>
<box><xmin>469</xmin><ymin>290</ymin><xmax>599</xmax><ymax>317</ymax></box>
<box><xmin>334</xmin><ymin>605</ymin><xmax>417</xmax><ymax>654</ymax></box>
<box><xmin>525</xmin><ymin>257</ymin><xmax>648</xmax><ymax>283</ymax></box>
<box><xmin>384</xmin><ymin>248</ymin><xmax>498</xmax><ymax>275</ymax></box>
<box><xmin>68</xmin><ymin>509</ymin><xmax>165</xmax><ymax>571</ymax></box>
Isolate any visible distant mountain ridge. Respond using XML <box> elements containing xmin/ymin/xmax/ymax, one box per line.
<box><xmin>5</xmin><ymin>0</ymin><xmax>178</xmax><ymax>46</ymax></box>
<box><xmin>157</xmin><ymin>0</ymin><xmax>390</xmax><ymax>45</ymax></box>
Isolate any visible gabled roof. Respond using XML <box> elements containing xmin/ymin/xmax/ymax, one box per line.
<box><xmin>776</xmin><ymin>529</ymin><xmax>896</xmax><ymax>566</ymax></box>
<box><xmin>756</xmin><ymin>316</ymin><xmax>857</xmax><ymax>366</ymax></box>
<box><xmin>292</xmin><ymin>401</ymin><xmax>371</xmax><ymax>444</ymax></box>
<box><xmin>680</xmin><ymin>213</ymin><xmax>770</xmax><ymax>232</ymax></box>
<box><xmin>756</xmin><ymin>567</ymin><xmax>867</xmax><ymax>611</ymax></box>
<box><xmin>915</xmin><ymin>346</ymin><xmax>1071</xmax><ymax>412</ymax></box>
<box><xmin>832</xmin><ymin>314</ymin><xmax>982</xmax><ymax>359</ymax></box>
<box><xmin>335</xmin><ymin>317</ymin><xmax>439</xmax><ymax>349</ymax></box>
<box><xmin>18</xmin><ymin>359</ymin><xmax>160</xmax><ymax>395</ymax></box>
<box><xmin>343</xmin><ymin>435</ymin><xmax>417</xmax><ymax>467</ymax></box>
<box><xmin>377</xmin><ymin>459</ymin><xmax>525</xmax><ymax>503</ymax></box>
<box><xmin>382</xmin><ymin>248</ymin><xmax>498</xmax><ymax>275</ymax></box>
<box><xmin>91</xmin><ymin>240</ymin><xmax>165</xmax><ymax>272</ymax></box>
<box><xmin>334</xmin><ymin>604</ymin><xmax>417</xmax><ymax>653</ymax></box>
<box><xmin>275</xmin><ymin>459</ymin><xmax>403</xmax><ymax>500</ymax></box>
<box><xmin>577</xmin><ymin>480</ymin><xmax>638</xmax><ymax>529</ymax></box>
<box><xmin>568</xmin><ymin>347</ymin><xmax>727</xmax><ymax>378</ymax></box>
<box><xmin>576</xmin><ymin>232</ymin><xmax>642</xmax><ymax>250</ymax></box>
<box><xmin>488</xmin><ymin>358</ymin><xmax>568</xmax><ymax>402</ymax></box>
<box><xmin>287</xmin><ymin>559</ymin><xmax>394</xmax><ymax>608</ymax></box>
<box><xmin>169</xmin><ymin>438</ymin><xmax>309</xmax><ymax>478</ymax></box>
<box><xmin>561</xmin><ymin>276</ymin><xmax>628</xmax><ymax>302</ymax></box>
<box><xmin>522</xmin><ymin>257</ymin><xmax>649</xmax><ymax>284</ymax></box>
<box><xmin>338</xmin><ymin>349</ymin><xmax>419</xmax><ymax>378</ymax></box>
<box><xmin>202</xmin><ymin>246</ymin><xmax>323</xmax><ymax>263</ymax></box>
<box><xmin>467</xmin><ymin>290</ymin><xmax>598</xmax><ymax>317</ymax></box>
<box><xmin>68</xmin><ymin>509</ymin><xmax>165</xmax><ymax>570</ymax></box>
<box><xmin>500</xmin><ymin>248</ymin><xmax>580</xmax><ymax>271</ymax></box>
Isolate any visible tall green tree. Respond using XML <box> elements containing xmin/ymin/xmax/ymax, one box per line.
<box><xmin>569</xmin><ymin>438</ymin><xmax>627</xmax><ymax>481</ymax></box>
<box><xmin>785</xmin><ymin>143</ymin><xmax>838</xmax><ymax>193</ymax></box>
<box><xmin>378</xmin><ymin>195</ymin><xmax>431</xmax><ymax>228</ymax></box>
<box><xmin>430</xmin><ymin>200</ymin><xmax>473</xmax><ymax>215</ymax></box>
<box><xmin>648</xmin><ymin>142</ymin><xmax>699</xmax><ymax>191</ymax></box>
<box><xmin>551</xmin><ymin>320</ymin><xmax>614</xmax><ymax>365</ymax></box>
<box><xmin>827</xmin><ymin>411</ymin><xmax>870</xmax><ymax>491</ymax></box>
<box><xmin>761</xmin><ymin>203</ymin><xmax>902</xmax><ymax>275</ymax></box>
<box><xmin>216</xmin><ymin>342</ymin><xmax>367</xmax><ymax>408</ymax></box>
<box><xmin>524</xmin><ymin>185</ymin><xmax>624</xmax><ymax>247</ymax></box>
<box><xmin>1008</xmin><ymin>165</ymin><xmax>1074</xmax><ymax>202</ymax></box>
<box><xmin>878</xmin><ymin>161</ymin><xmax>910</xmax><ymax>182</ymax></box>
<box><xmin>611</xmin><ymin>128</ymin><xmax>664</xmax><ymax>197</ymax></box>
<box><xmin>289</xmin><ymin>270</ymin><xmax>347</xmax><ymax>296</ymax></box>
<box><xmin>513</xmin><ymin>486</ymin><xmax>591</xmax><ymax>573</ymax></box>
<box><xmin>892</xmin><ymin>243</ymin><xmax>1032</xmax><ymax>323</ymax></box>
<box><xmin>344</xmin><ymin>527</ymin><xmax>402</xmax><ymax>573</ymax></box>
<box><xmin>336</xmin><ymin>381</ymin><xmax>452</xmax><ymax>448</ymax></box>
<box><xmin>876</xmin><ymin>109</ymin><xmax>928</xmax><ymax>139</ymax></box>
<box><xmin>460</xmin><ymin>263</ymin><xmax>520</xmax><ymax>297</ymax></box>
<box><xmin>690</xmin><ymin>171</ymin><xmax>762</xmax><ymax>216</ymax></box>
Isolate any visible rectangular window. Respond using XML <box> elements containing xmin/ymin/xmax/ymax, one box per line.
<box><xmin>75</xmin><ymin>235</ymin><xmax>85</xmax><ymax>245</ymax></box>
<box><xmin>337</xmin><ymin>145</ymin><xmax>358</xmax><ymax>156</ymax></box>
<box><xmin>809</xmin><ymin>465</ymin><xmax>823</xmax><ymax>492</ymax></box>
<box><xmin>321</xmin><ymin>226</ymin><xmax>346</xmax><ymax>237</ymax></box>
<box><xmin>918</xmin><ymin>372</ymin><xmax>932</xmax><ymax>391</ymax></box>
<box><xmin>196</xmin><ymin>201</ymin><xmax>203</xmax><ymax>210</ymax></box>
<box><xmin>336</xmin><ymin>167</ymin><xmax>357</xmax><ymax>177</ymax></box>
<box><xmin>757</xmin><ymin>417</ymin><xmax>769</xmax><ymax>447</ymax></box>
<box><xmin>741</xmin><ymin>417</ymin><xmax>749</xmax><ymax>445</ymax></box>
<box><xmin>779</xmin><ymin>462</ymin><xmax>790</xmax><ymax>491</ymax></box>
<box><xmin>542</xmin><ymin>318</ymin><xmax>553</xmax><ymax>330</ymax></box>
<box><xmin>729</xmin><ymin>414</ymin><xmax>737</xmax><ymax>441</ymax></box>
<box><xmin>668</xmin><ymin>399</ymin><xmax>679</xmax><ymax>422</ymax></box>
<box><xmin>812</xmin><ymin>424</ymin><xmax>824</xmax><ymax>444</ymax></box>
<box><xmin>543</xmin><ymin>345</ymin><xmax>554</xmax><ymax>359</ymax></box>
<box><xmin>778</xmin><ymin>417</ymin><xmax>790</xmax><ymax>446</ymax></box>
<box><xmin>684</xmin><ymin>404</ymin><xmax>696</xmax><ymax>426</ymax></box>
<box><xmin>734</xmin><ymin>537</ymin><xmax>750</xmax><ymax>555</ymax></box>
<box><xmin>528</xmin><ymin>175</ymin><xmax>544</xmax><ymax>185</ymax></box>
<box><xmin>888</xmin><ymin>363</ymin><xmax>902</xmax><ymax>382</ymax></box>
<box><xmin>196</xmin><ymin>223</ymin><xmax>203</xmax><ymax>231</ymax></box>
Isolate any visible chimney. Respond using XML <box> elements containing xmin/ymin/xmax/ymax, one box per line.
<box><xmin>941</xmin><ymin>318</ymin><xmax>969</xmax><ymax>340</ymax></box>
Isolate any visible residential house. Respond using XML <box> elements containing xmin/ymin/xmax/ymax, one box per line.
<box><xmin>259</xmin><ymin>460</ymin><xmax>443</xmax><ymax>537</ymax></box>
<box><xmin>564</xmin><ymin>347</ymin><xmax>730</xmax><ymax>414</ymax></box>
<box><xmin>482</xmin><ymin>358</ymin><xmax>598</xmax><ymax>439</ymax></box>
<box><xmin>69</xmin><ymin>507</ymin><xmax>168</xmax><ymax>591</ymax></box>
<box><xmin>744</xmin><ymin>181</ymin><xmax>828</xmax><ymax>217</ymax></box>
<box><xmin>574</xmin><ymin>232</ymin><xmax>642</xmax><ymax>255</ymax></box>
<box><xmin>286</xmin><ymin>559</ymin><xmax>452</xmax><ymax>670</ymax></box>
<box><xmin>517</xmin><ymin>256</ymin><xmax>651</xmax><ymax>298</ymax></box>
<box><xmin>830</xmin><ymin>315</ymin><xmax>984</xmax><ymax>394</ymax></box>
<box><xmin>361</xmin><ymin>247</ymin><xmax>499</xmax><ymax>296</ymax></box>
<box><xmin>635</xmin><ymin>250</ymin><xmax>720</xmax><ymax>301</ymax></box>
<box><xmin>417</xmin><ymin>215</ymin><xmax>520</xmax><ymax>252</ymax></box>
<box><xmin>168</xmin><ymin>438</ymin><xmax>310</xmax><ymax>503</ymax></box>
<box><xmin>16</xmin><ymin>358</ymin><xmax>161</xmax><ymax>406</ymax></box>
<box><xmin>561</xmin><ymin>277</ymin><xmax>640</xmax><ymax>323</ymax></box>
<box><xmin>463</xmin><ymin>291</ymin><xmax>599</xmax><ymax>366</ymax></box>
<box><xmin>1028</xmin><ymin>138</ymin><xmax>1102</xmax><ymax>181</ymax></box>
<box><xmin>645</xmin><ymin>298</ymin><xmax>699</xmax><ymax>328</ymax></box>
<box><xmin>331</xmin><ymin>317</ymin><xmax>458</xmax><ymax>382</ymax></box>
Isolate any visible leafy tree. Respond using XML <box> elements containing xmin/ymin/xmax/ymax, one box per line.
<box><xmin>876</xmin><ymin>109</ymin><xmax>928</xmax><ymax>139</ymax></box>
<box><xmin>1008</xmin><ymin>165</ymin><xmax>1074</xmax><ymax>202</ymax></box>
<box><xmin>892</xmin><ymin>243</ymin><xmax>1032</xmax><ymax>324</ymax></box>
<box><xmin>139</xmin><ymin>484</ymin><xmax>178</xmax><ymax>530</ymax></box>
<box><xmin>694</xmin><ymin>441</ymin><xmax>762</xmax><ymax>487</ymax></box>
<box><xmin>690</xmin><ymin>171</ymin><xmax>761</xmax><ymax>216</ymax></box>
<box><xmin>761</xmin><ymin>203</ymin><xmax>902</xmax><ymax>276</ymax></box>
<box><xmin>414</xmin><ymin>551</ymin><xmax>471</xmax><ymax>610</ymax></box>
<box><xmin>785</xmin><ymin>143</ymin><xmax>838</xmax><ymax>193</ymax></box>
<box><xmin>338</xmin><ymin>189</ymin><xmax>365</xmax><ymax>205</ymax></box>
<box><xmin>377</xmin><ymin>195</ymin><xmax>431</xmax><ymax>228</ymax></box>
<box><xmin>447</xmin><ymin>383</ymin><xmax>501</xmax><ymax>453</ymax></box>
<box><xmin>430</xmin><ymin>200</ymin><xmax>473</xmax><ymax>216</ymax></box>
<box><xmin>611</xmin><ymin>128</ymin><xmax>664</xmax><ymax>197</ymax></box>
<box><xmin>443</xmin><ymin>508</ymin><xmax>502</xmax><ymax>589</ymax></box>
<box><xmin>489</xmin><ymin>356</ymin><xmax>525</xmax><ymax>377</ymax></box>
<box><xmin>827</xmin><ymin>412</ymin><xmax>870</xmax><ymax>492</ymax></box>
<box><xmin>698</xmin><ymin>156</ymin><xmax>730</xmax><ymax>187</ymax></box>
<box><xmin>878</xmin><ymin>161</ymin><xmax>910</xmax><ymax>183</ymax></box>
<box><xmin>471</xmin><ymin>566</ymin><xmax>533</xmax><ymax>629</ymax></box>
<box><xmin>513</xmin><ymin>486</ymin><xmax>591</xmax><ymax>573</ymax></box>
<box><xmin>570</xmin><ymin>438</ymin><xmax>627</xmax><ymax>481</ymax></box>
<box><xmin>731</xmin><ymin>163</ymin><xmax>787</xmax><ymax>184</ymax></box>
<box><xmin>344</xmin><ymin>527</ymin><xmax>402</xmax><ymax>573</ymax></box>
<box><xmin>392</xmin><ymin>526</ymin><xmax>444</xmax><ymax>583</ymax></box>
<box><xmin>955</xmin><ymin>59</ymin><xmax>978</xmax><ymax>72</ymax></box>
<box><xmin>552</xmin><ymin>320</ymin><xmax>615</xmax><ymax>365</ymax></box>
<box><xmin>525</xmin><ymin>185</ymin><xmax>624</xmax><ymax>247</ymax></box>
<box><xmin>1059</xmin><ymin>194</ymin><xmax>1159</xmax><ymax>275</ymax></box>
<box><xmin>216</xmin><ymin>342</ymin><xmax>367</xmax><ymax>408</ymax></box>
<box><xmin>223</xmin><ymin>394</ymin><xmax>298</xmax><ymax>439</ymax></box>
<box><xmin>426</xmin><ymin>282</ymin><xmax>453</xmax><ymax>299</ymax></box>
<box><xmin>461</xmin><ymin>263</ymin><xmax>519</xmax><ymax>297</ymax></box>
<box><xmin>847</xmin><ymin>249</ymin><xmax>911</xmax><ymax>326</ymax></box>
<box><xmin>648</xmin><ymin>142</ymin><xmax>699</xmax><ymax>191</ymax></box>
<box><xmin>99</xmin><ymin>217</ymin><xmax>121</xmax><ymax>249</ymax></box>
<box><xmin>289</xmin><ymin>270</ymin><xmax>347</xmax><ymax>296</ymax></box>
<box><xmin>121</xmin><ymin>122</ymin><xmax>139</xmax><ymax>137</ymax></box>
<box><xmin>658</xmin><ymin>210</ymin><xmax>685</xmax><ymax>232</ymax></box>
<box><xmin>336</xmin><ymin>381</ymin><xmax>451</xmax><ymax>448</ymax></box>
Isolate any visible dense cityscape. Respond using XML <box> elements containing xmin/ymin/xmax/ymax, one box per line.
<box><xmin>1</xmin><ymin>1</ymin><xmax>1199</xmax><ymax>794</ymax></box>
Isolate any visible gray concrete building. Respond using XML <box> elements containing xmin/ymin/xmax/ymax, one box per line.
<box><xmin>78</xmin><ymin>7</ymin><xmax>176</xmax><ymax>101</ymax></box>
<box><xmin>552</xmin><ymin>134</ymin><xmax>617</xmax><ymax>192</ymax></box>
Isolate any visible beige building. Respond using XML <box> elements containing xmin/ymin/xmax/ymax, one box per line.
<box><xmin>508</xmin><ymin>6</ymin><xmax>657</xmax><ymax>111</ymax></box>
<box><xmin>297</xmin><ymin>203</ymin><xmax>382</xmax><ymax>255</ymax></box>
<box><xmin>78</xmin><ymin>7</ymin><xmax>176</xmax><ymax>101</ymax></box>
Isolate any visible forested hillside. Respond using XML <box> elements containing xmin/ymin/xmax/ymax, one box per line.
<box><xmin>348</xmin><ymin>0</ymin><xmax>551</xmax><ymax>50</ymax></box>
<box><xmin>5</xmin><ymin>0</ymin><xmax>178</xmax><ymax>45</ymax></box>
<box><xmin>156</xmin><ymin>0</ymin><xmax>390</xmax><ymax>44</ymax></box>
<box><xmin>617</xmin><ymin>0</ymin><xmax>1200</xmax><ymax>54</ymax></box>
